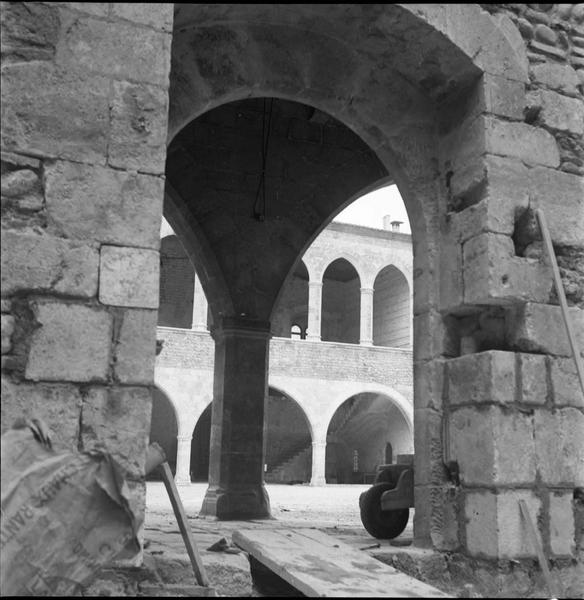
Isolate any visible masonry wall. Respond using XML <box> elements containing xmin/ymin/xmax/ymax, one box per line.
<box><xmin>0</xmin><ymin>3</ymin><xmax>173</xmax><ymax>533</ymax></box>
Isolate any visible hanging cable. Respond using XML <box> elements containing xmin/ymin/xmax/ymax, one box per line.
<box><xmin>253</xmin><ymin>98</ymin><xmax>274</xmax><ymax>221</ymax></box>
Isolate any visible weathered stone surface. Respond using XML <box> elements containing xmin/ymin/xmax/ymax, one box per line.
<box><xmin>1</xmin><ymin>168</ymin><xmax>38</xmax><ymax>197</ymax></box>
<box><xmin>480</xmin><ymin>73</ymin><xmax>526</xmax><ymax>120</ymax></box>
<box><xmin>1</xmin><ymin>230</ymin><xmax>99</xmax><ymax>297</ymax></box>
<box><xmin>517</xmin><ymin>353</ymin><xmax>548</xmax><ymax>405</ymax></box>
<box><xmin>463</xmin><ymin>233</ymin><xmax>552</xmax><ymax>305</ymax></box>
<box><xmin>80</xmin><ymin>386</ymin><xmax>152</xmax><ymax>478</ymax></box>
<box><xmin>108</xmin><ymin>81</ymin><xmax>169</xmax><ymax>174</ymax></box>
<box><xmin>550</xmin><ymin>357</ymin><xmax>583</xmax><ymax>408</ymax></box>
<box><xmin>1</xmin><ymin>314</ymin><xmax>15</xmax><ymax>354</ymax></box>
<box><xmin>45</xmin><ymin>161</ymin><xmax>164</xmax><ymax>249</ymax></box>
<box><xmin>114</xmin><ymin>309</ymin><xmax>158</xmax><ymax>384</ymax></box>
<box><xmin>531</xmin><ymin>62</ymin><xmax>581</xmax><ymax>96</ymax></box>
<box><xmin>449</xmin><ymin>156</ymin><xmax>529</xmax><ymax>240</ymax></box>
<box><xmin>528</xmin><ymin>89</ymin><xmax>584</xmax><ymax>135</ymax></box>
<box><xmin>56</xmin><ymin>11</ymin><xmax>171</xmax><ymax>86</ymax></box>
<box><xmin>1</xmin><ymin>1</ymin><xmax>60</xmax><ymax>62</ymax></box>
<box><xmin>99</xmin><ymin>246</ymin><xmax>160</xmax><ymax>309</ymax></box>
<box><xmin>0</xmin><ymin>376</ymin><xmax>81</xmax><ymax>449</ymax></box>
<box><xmin>53</xmin><ymin>3</ymin><xmax>110</xmax><ymax>17</ymax></box>
<box><xmin>414</xmin><ymin>359</ymin><xmax>445</xmax><ymax>411</ymax></box>
<box><xmin>486</xmin><ymin>118</ymin><xmax>560</xmax><ymax>167</ymax></box>
<box><xmin>111</xmin><ymin>3</ymin><xmax>174</xmax><ymax>32</ymax></box>
<box><xmin>550</xmin><ymin>492</ymin><xmax>576</xmax><ymax>556</ymax></box>
<box><xmin>527</xmin><ymin>167</ymin><xmax>584</xmax><ymax>247</ymax></box>
<box><xmin>447</xmin><ymin>351</ymin><xmax>516</xmax><ymax>406</ymax></box>
<box><xmin>413</xmin><ymin>312</ymin><xmax>454</xmax><ymax>361</ymax></box>
<box><xmin>450</xmin><ymin>406</ymin><xmax>536</xmax><ymax>485</ymax></box>
<box><xmin>507</xmin><ymin>302</ymin><xmax>584</xmax><ymax>358</ymax></box>
<box><xmin>25</xmin><ymin>301</ymin><xmax>112</xmax><ymax>382</ymax></box>
<box><xmin>413</xmin><ymin>485</ymin><xmax>460</xmax><ymax>551</ymax></box>
<box><xmin>1</xmin><ymin>63</ymin><xmax>109</xmax><ymax>164</ymax></box>
<box><xmin>465</xmin><ymin>490</ymin><xmax>541</xmax><ymax>559</ymax></box>
<box><xmin>534</xmin><ymin>408</ymin><xmax>584</xmax><ymax>485</ymax></box>
<box><xmin>414</xmin><ymin>409</ymin><xmax>446</xmax><ymax>487</ymax></box>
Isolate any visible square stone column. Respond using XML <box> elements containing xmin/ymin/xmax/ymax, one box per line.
<box><xmin>306</xmin><ymin>281</ymin><xmax>323</xmax><ymax>341</ymax></box>
<box><xmin>200</xmin><ymin>317</ymin><xmax>271</xmax><ymax>519</ymax></box>
<box><xmin>359</xmin><ymin>287</ymin><xmax>374</xmax><ymax>346</ymax></box>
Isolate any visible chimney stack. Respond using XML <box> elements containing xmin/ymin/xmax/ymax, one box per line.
<box><xmin>391</xmin><ymin>220</ymin><xmax>403</xmax><ymax>232</ymax></box>
<box><xmin>383</xmin><ymin>215</ymin><xmax>392</xmax><ymax>230</ymax></box>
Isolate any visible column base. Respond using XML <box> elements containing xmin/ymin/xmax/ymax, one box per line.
<box><xmin>310</xmin><ymin>476</ymin><xmax>327</xmax><ymax>486</ymax></box>
<box><xmin>200</xmin><ymin>484</ymin><xmax>271</xmax><ymax>520</ymax></box>
<box><xmin>175</xmin><ymin>476</ymin><xmax>191</xmax><ymax>486</ymax></box>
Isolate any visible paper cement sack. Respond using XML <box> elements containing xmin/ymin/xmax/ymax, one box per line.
<box><xmin>1</xmin><ymin>426</ymin><xmax>142</xmax><ymax>596</ymax></box>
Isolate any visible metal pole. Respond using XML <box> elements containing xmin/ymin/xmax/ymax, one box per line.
<box><xmin>535</xmin><ymin>209</ymin><xmax>584</xmax><ymax>399</ymax></box>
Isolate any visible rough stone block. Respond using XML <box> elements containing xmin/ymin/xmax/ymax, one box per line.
<box><xmin>56</xmin><ymin>11</ymin><xmax>171</xmax><ymax>86</ymax></box>
<box><xmin>414</xmin><ymin>409</ymin><xmax>446</xmax><ymax>487</ymax></box>
<box><xmin>463</xmin><ymin>233</ymin><xmax>552</xmax><ymax>305</ymax></box>
<box><xmin>447</xmin><ymin>351</ymin><xmax>516</xmax><ymax>406</ymax></box>
<box><xmin>1</xmin><ymin>63</ymin><xmax>109</xmax><ymax>165</ymax></box>
<box><xmin>413</xmin><ymin>485</ymin><xmax>460</xmax><ymax>551</ymax></box>
<box><xmin>114</xmin><ymin>309</ymin><xmax>158</xmax><ymax>384</ymax></box>
<box><xmin>1</xmin><ymin>168</ymin><xmax>39</xmax><ymax>197</ymax></box>
<box><xmin>465</xmin><ymin>490</ymin><xmax>541</xmax><ymax>559</ymax></box>
<box><xmin>108</xmin><ymin>81</ymin><xmax>169</xmax><ymax>174</ymax></box>
<box><xmin>413</xmin><ymin>312</ymin><xmax>455</xmax><ymax>361</ymax></box>
<box><xmin>550</xmin><ymin>492</ymin><xmax>575</xmax><ymax>556</ymax></box>
<box><xmin>1</xmin><ymin>1</ymin><xmax>60</xmax><ymax>63</ymax></box>
<box><xmin>449</xmin><ymin>156</ymin><xmax>529</xmax><ymax>242</ymax></box>
<box><xmin>1</xmin><ymin>314</ymin><xmax>15</xmax><ymax>354</ymax></box>
<box><xmin>480</xmin><ymin>73</ymin><xmax>526</xmax><ymax>120</ymax></box>
<box><xmin>550</xmin><ymin>357</ymin><xmax>583</xmax><ymax>408</ymax></box>
<box><xmin>45</xmin><ymin>161</ymin><xmax>164</xmax><ymax>249</ymax></box>
<box><xmin>534</xmin><ymin>408</ymin><xmax>584</xmax><ymax>485</ymax></box>
<box><xmin>517</xmin><ymin>353</ymin><xmax>548</xmax><ymax>405</ymax></box>
<box><xmin>1</xmin><ymin>230</ymin><xmax>99</xmax><ymax>297</ymax></box>
<box><xmin>80</xmin><ymin>386</ymin><xmax>152</xmax><ymax>478</ymax></box>
<box><xmin>26</xmin><ymin>301</ymin><xmax>112</xmax><ymax>382</ymax></box>
<box><xmin>450</xmin><ymin>406</ymin><xmax>536</xmax><ymax>485</ymax></box>
<box><xmin>528</xmin><ymin>89</ymin><xmax>584</xmax><ymax>135</ymax></box>
<box><xmin>528</xmin><ymin>167</ymin><xmax>584</xmax><ymax>247</ymax></box>
<box><xmin>439</xmin><ymin>237</ymin><xmax>463</xmax><ymax>312</ymax></box>
<box><xmin>414</xmin><ymin>359</ymin><xmax>445</xmax><ymax>411</ymax></box>
<box><xmin>507</xmin><ymin>303</ymin><xmax>584</xmax><ymax>358</ymax></box>
<box><xmin>530</xmin><ymin>63</ymin><xmax>581</xmax><ymax>96</ymax></box>
<box><xmin>485</xmin><ymin>118</ymin><xmax>560</xmax><ymax>168</ymax></box>
<box><xmin>111</xmin><ymin>3</ymin><xmax>174</xmax><ymax>32</ymax></box>
<box><xmin>99</xmin><ymin>246</ymin><xmax>160</xmax><ymax>309</ymax></box>
<box><xmin>0</xmin><ymin>376</ymin><xmax>81</xmax><ymax>450</ymax></box>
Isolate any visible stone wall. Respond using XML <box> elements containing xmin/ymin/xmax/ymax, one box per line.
<box><xmin>0</xmin><ymin>2</ymin><xmax>173</xmax><ymax>530</ymax></box>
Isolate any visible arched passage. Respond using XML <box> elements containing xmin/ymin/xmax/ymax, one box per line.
<box><xmin>191</xmin><ymin>402</ymin><xmax>212</xmax><ymax>482</ymax></box>
<box><xmin>158</xmin><ymin>235</ymin><xmax>194</xmax><ymax>329</ymax></box>
<box><xmin>265</xmin><ymin>388</ymin><xmax>313</xmax><ymax>484</ymax></box>
<box><xmin>272</xmin><ymin>260</ymin><xmax>309</xmax><ymax>339</ymax></box>
<box><xmin>326</xmin><ymin>393</ymin><xmax>412</xmax><ymax>484</ymax></box>
<box><xmin>148</xmin><ymin>387</ymin><xmax>179</xmax><ymax>479</ymax></box>
<box><xmin>321</xmin><ymin>258</ymin><xmax>361</xmax><ymax>344</ymax></box>
<box><xmin>373</xmin><ymin>265</ymin><xmax>411</xmax><ymax>348</ymax></box>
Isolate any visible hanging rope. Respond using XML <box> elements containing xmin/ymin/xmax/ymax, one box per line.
<box><xmin>253</xmin><ymin>98</ymin><xmax>274</xmax><ymax>221</ymax></box>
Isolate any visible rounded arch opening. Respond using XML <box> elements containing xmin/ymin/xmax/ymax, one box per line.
<box><xmin>148</xmin><ymin>387</ymin><xmax>179</xmax><ymax>480</ymax></box>
<box><xmin>373</xmin><ymin>265</ymin><xmax>411</xmax><ymax>348</ymax></box>
<box><xmin>321</xmin><ymin>258</ymin><xmax>361</xmax><ymax>344</ymax></box>
<box><xmin>190</xmin><ymin>402</ymin><xmax>212</xmax><ymax>482</ymax></box>
<box><xmin>272</xmin><ymin>259</ymin><xmax>309</xmax><ymax>338</ymax></box>
<box><xmin>265</xmin><ymin>388</ymin><xmax>313</xmax><ymax>484</ymax></box>
<box><xmin>325</xmin><ymin>392</ymin><xmax>412</xmax><ymax>484</ymax></box>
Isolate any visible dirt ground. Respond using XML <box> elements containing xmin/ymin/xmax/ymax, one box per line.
<box><xmin>82</xmin><ymin>482</ymin><xmax>569</xmax><ymax>598</ymax></box>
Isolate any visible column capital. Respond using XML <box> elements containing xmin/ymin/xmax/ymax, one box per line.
<box><xmin>210</xmin><ymin>316</ymin><xmax>272</xmax><ymax>340</ymax></box>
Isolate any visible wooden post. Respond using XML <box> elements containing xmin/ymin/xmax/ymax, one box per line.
<box><xmin>535</xmin><ymin>209</ymin><xmax>584</xmax><ymax>400</ymax></box>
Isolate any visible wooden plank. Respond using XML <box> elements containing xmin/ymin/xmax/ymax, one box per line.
<box><xmin>160</xmin><ymin>462</ymin><xmax>211</xmax><ymax>589</ymax></box>
<box><xmin>233</xmin><ymin>528</ymin><xmax>451</xmax><ymax>598</ymax></box>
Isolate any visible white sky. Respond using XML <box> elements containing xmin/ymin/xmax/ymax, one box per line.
<box><xmin>334</xmin><ymin>184</ymin><xmax>411</xmax><ymax>233</ymax></box>
<box><xmin>161</xmin><ymin>184</ymin><xmax>411</xmax><ymax>237</ymax></box>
